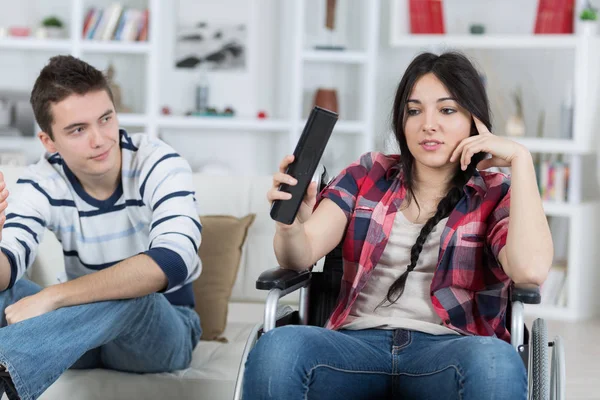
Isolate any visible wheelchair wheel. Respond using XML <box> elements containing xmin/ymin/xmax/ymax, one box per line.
<box><xmin>531</xmin><ymin>318</ymin><xmax>550</xmax><ymax>400</ymax></box>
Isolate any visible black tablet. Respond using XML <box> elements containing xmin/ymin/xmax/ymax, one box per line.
<box><xmin>270</xmin><ymin>106</ymin><xmax>338</xmax><ymax>225</ymax></box>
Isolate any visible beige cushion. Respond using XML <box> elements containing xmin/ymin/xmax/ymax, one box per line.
<box><xmin>195</xmin><ymin>214</ymin><xmax>256</xmax><ymax>341</ymax></box>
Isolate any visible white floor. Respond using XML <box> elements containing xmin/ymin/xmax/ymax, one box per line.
<box><xmin>537</xmin><ymin>318</ymin><xmax>600</xmax><ymax>399</ymax></box>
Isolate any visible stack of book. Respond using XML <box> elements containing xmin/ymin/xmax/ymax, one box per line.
<box><xmin>535</xmin><ymin>155</ymin><xmax>569</xmax><ymax>203</ymax></box>
<box><xmin>82</xmin><ymin>4</ymin><xmax>149</xmax><ymax>41</ymax></box>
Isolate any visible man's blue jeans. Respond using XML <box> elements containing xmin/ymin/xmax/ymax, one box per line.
<box><xmin>0</xmin><ymin>279</ymin><xmax>202</xmax><ymax>400</ymax></box>
<box><xmin>243</xmin><ymin>325</ymin><xmax>527</xmax><ymax>399</ymax></box>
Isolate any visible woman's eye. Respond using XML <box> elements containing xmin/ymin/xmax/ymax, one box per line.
<box><xmin>407</xmin><ymin>109</ymin><xmax>420</xmax><ymax>116</ymax></box>
<box><xmin>441</xmin><ymin>108</ymin><xmax>456</xmax><ymax>115</ymax></box>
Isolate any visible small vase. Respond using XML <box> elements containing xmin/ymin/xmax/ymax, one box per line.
<box><xmin>576</xmin><ymin>20</ymin><xmax>598</xmax><ymax>36</ymax></box>
<box><xmin>505</xmin><ymin>115</ymin><xmax>526</xmax><ymax>137</ymax></box>
<box><xmin>313</xmin><ymin>88</ymin><xmax>339</xmax><ymax>114</ymax></box>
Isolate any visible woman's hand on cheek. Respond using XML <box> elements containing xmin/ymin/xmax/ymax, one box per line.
<box><xmin>449</xmin><ymin>116</ymin><xmax>529</xmax><ymax>171</ymax></box>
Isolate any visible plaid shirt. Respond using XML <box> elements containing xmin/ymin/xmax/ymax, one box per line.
<box><xmin>317</xmin><ymin>152</ymin><xmax>512</xmax><ymax>342</ymax></box>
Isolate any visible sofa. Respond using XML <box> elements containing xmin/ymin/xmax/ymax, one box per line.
<box><xmin>1</xmin><ymin>166</ymin><xmax>297</xmax><ymax>400</ymax></box>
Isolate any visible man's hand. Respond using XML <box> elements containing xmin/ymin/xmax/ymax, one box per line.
<box><xmin>5</xmin><ymin>289</ymin><xmax>58</xmax><ymax>325</ymax></box>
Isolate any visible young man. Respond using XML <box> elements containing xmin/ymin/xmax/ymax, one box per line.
<box><xmin>0</xmin><ymin>55</ymin><xmax>202</xmax><ymax>400</ymax></box>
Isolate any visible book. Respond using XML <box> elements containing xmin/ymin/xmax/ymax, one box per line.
<box><xmin>534</xmin><ymin>0</ymin><xmax>575</xmax><ymax>34</ymax></box>
<box><xmin>409</xmin><ymin>0</ymin><xmax>445</xmax><ymax>34</ymax></box>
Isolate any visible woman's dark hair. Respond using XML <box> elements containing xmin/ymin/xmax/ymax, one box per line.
<box><xmin>384</xmin><ymin>52</ymin><xmax>490</xmax><ymax>305</ymax></box>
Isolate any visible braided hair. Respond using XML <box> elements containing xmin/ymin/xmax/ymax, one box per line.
<box><xmin>383</xmin><ymin>52</ymin><xmax>490</xmax><ymax>305</ymax></box>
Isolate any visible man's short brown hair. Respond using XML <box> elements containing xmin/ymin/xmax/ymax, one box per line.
<box><xmin>30</xmin><ymin>55</ymin><xmax>114</xmax><ymax>139</ymax></box>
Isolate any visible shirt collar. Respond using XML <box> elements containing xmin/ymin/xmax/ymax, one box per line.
<box><xmin>386</xmin><ymin>157</ymin><xmax>487</xmax><ymax>199</ymax></box>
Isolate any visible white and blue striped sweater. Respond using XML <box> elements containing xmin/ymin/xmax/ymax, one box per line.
<box><xmin>0</xmin><ymin>130</ymin><xmax>202</xmax><ymax>307</ymax></box>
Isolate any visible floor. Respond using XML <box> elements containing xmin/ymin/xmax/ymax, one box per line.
<box><xmin>535</xmin><ymin>318</ymin><xmax>600</xmax><ymax>399</ymax></box>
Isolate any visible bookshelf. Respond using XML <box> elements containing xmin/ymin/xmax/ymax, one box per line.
<box><xmin>0</xmin><ymin>0</ymin><xmax>381</xmax><ymax>176</ymax></box>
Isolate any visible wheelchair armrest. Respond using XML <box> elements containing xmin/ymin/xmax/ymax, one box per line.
<box><xmin>256</xmin><ymin>267</ymin><xmax>312</xmax><ymax>291</ymax></box>
<box><xmin>511</xmin><ymin>283</ymin><xmax>541</xmax><ymax>304</ymax></box>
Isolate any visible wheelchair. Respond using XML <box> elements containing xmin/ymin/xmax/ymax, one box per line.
<box><xmin>233</xmin><ymin>173</ymin><xmax>566</xmax><ymax>400</ymax></box>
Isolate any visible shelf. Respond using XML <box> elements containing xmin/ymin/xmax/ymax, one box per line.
<box><xmin>543</xmin><ymin>201</ymin><xmax>574</xmax><ymax>217</ymax></box>
<box><xmin>157</xmin><ymin>116</ymin><xmax>291</xmax><ymax>132</ymax></box>
<box><xmin>0</xmin><ymin>38</ymin><xmax>71</xmax><ymax>51</ymax></box>
<box><xmin>303</xmin><ymin>50</ymin><xmax>368</xmax><ymax>64</ymax></box>
<box><xmin>80</xmin><ymin>41</ymin><xmax>150</xmax><ymax>54</ymax></box>
<box><xmin>0</xmin><ymin>136</ymin><xmax>41</xmax><ymax>149</ymax></box>
<box><xmin>390</xmin><ymin>34</ymin><xmax>581</xmax><ymax>49</ymax></box>
<box><xmin>297</xmin><ymin>120</ymin><xmax>366</xmax><ymax>135</ymax></box>
<box><xmin>118</xmin><ymin>113</ymin><xmax>148</xmax><ymax>126</ymax></box>
<box><xmin>506</xmin><ymin>137</ymin><xmax>591</xmax><ymax>154</ymax></box>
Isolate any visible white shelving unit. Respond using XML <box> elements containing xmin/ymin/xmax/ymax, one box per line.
<box><xmin>0</xmin><ymin>0</ymin><xmax>380</xmax><ymax>165</ymax></box>
<box><xmin>285</xmin><ymin>0</ymin><xmax>380</xmax><ymax>173</ymax></box>
<box><xmin>388</xmin><ymin>0</ymin><xmax>600</xmax><ymax>321</ymax></box>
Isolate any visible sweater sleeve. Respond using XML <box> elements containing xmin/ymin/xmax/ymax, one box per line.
<box><xmin>138</xmin><ymin>149</ymin><xmax>202</xmax><ymax>292</ymax></box>
<box><xmin>0</xmin><ymin>177</ymin><xmax>51</xmax><ymax>288</ymax></box>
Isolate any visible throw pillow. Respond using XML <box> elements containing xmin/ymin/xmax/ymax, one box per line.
<box><xmin>194</xmin><ymin>214</ymin><xmax>256</xmax><ymax>341</ymax></box>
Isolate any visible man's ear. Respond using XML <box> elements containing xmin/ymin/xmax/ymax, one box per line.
<box><xmin>37</xmin><ymin>131</ymin><xmax>57</xmax><ymax>154</ymax></box>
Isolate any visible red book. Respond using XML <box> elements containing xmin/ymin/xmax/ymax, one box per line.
<box><xmin>82</xmin><ymin>8</ymin><xmax>95</xmax><ymax>37</ymax></box>
<box><xmin>534</xmin><ymin>0</ymin><xmax>574</xmax><ymax>34</ymax></box>
<box><xmin>409</xmin><ymin>0</ymin><xmax>445</xmax><ymax>34</ymax></box>
<box><xmin>137</xmin><ymin>9</ymin><xmax>150</xmax><ymax>41</ymax></box>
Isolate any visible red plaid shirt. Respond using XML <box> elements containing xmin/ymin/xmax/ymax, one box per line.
<box><xmin>317</xmin><ymin>152</ymin><xmax>512</xmax><ymax>342</ymax></box>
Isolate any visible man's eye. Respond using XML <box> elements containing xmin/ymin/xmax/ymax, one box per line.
<box><xmin>101</xmin><ymin>116</ymin><xmax>111</xmax><ymax>123</ymax></box>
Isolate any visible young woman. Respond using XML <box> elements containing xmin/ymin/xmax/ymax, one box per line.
<box><xmin>244</xmin><ymin>52</ymin><xmax>553</xmax><ymax>399</ymax></box>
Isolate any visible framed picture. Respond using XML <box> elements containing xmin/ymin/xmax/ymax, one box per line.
<box><xmin>174</xmin><ymin>1</ymin><xmax>249</xmax><ymax>71</ymax></box>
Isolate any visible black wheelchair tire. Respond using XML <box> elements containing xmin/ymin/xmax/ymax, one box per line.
<box><xmin>531</xmin><ymin>318</ymin><xmax>550</xmax><ymax>400</ymax></box>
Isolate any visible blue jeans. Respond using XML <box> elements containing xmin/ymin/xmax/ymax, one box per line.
<box><xmin>0</xmin><ymin>279</ymin><xmax>202</xmax><ymax>400</ymax></box>
<box><xmin>243</xmin><ymin>325</ymin><xmax>527</xmax><ymax>399</ymax></box>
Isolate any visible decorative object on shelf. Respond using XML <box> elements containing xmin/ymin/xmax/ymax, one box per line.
<box><xmin>106</xmin><ymin>63</ymin><xmax>132</xmax><ymax>113</ymax></box>
<box><xmin>408</xmin><ymin>0</ymin><xmax>445</xmax><ymax>34</ymax></box>
<box><xmin>9</xmin><ymin>27</ymin><xmax>30</xmax><ymax>37</ymax></box>
<box><xmin>560</xmin><ymin>82</ymin><xmax>574</xmax><ymax>139</ymax></box>
<box><xmin>576</xmin><ymin>1</ymin><xmax>598</xmax><ymax>35</ymax></box>
<box><xmin>161</xmin><ymin>106</ymin><xmax>172</xmax><ymax>115</ymax></box>
<box><xmin>37</xmin><ymin>16</ymin><xmax>65</xmax><ymax>39</ymax></box>
<box><xmin>313</xmin><ymin>88</ymin><xmax>339</xmax><ymax>114</ymax></box>
<box><xmin>505</xmin><ymin>86</ymin><xmax>525</xmax><ymax>137</ymax></box>
<box><xmin>534</xmin><ymin>0</ymin><xmax>575</xmax><ymax>34</ymax></box>
<box><xmin>315</xmin><ymin>0</ymin><xmax>346</xmax><ymax>51</ymax></box>
<box><xmin>469</xmin><ymin>24</ymin><xmax>485</xmax><ymax>35</ymax></box>
<box><xmin>175</xmin><ymin>21</ymin><xmax>247</xmax><ymax>70</ymax></box>
<box><xmin>0</xmin><ymin>90</ymin><xmax>35</xmax><ymax>136</ymax></box>
<box><xmin>257</xmin><ymin>111</ymin><xmax>267</xmax><ymax>119</ymax></box>
<box><xmin>0</xmin><ymin>27</ymin><xmax>6</xmax><ymax>38</ymax></box>
<box><xmin>187</xmin><ymin>107</ymin><xmax>236</xmax><ymax>117</ymax></box>
<box><xmin>195</xmin><ymin>65</ymin><xmax>210</xmax><ymax>112</ymax></box>
<box><xmin>0</xmin><ymin>99</ymin><xmax>10</xmax><ymax>128</ymax></box>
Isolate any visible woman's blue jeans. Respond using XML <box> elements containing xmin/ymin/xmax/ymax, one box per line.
<box><xmin>243</xmin><ymin>325</ymin><xmax>527</xmax><ymax>399</ymax></box>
